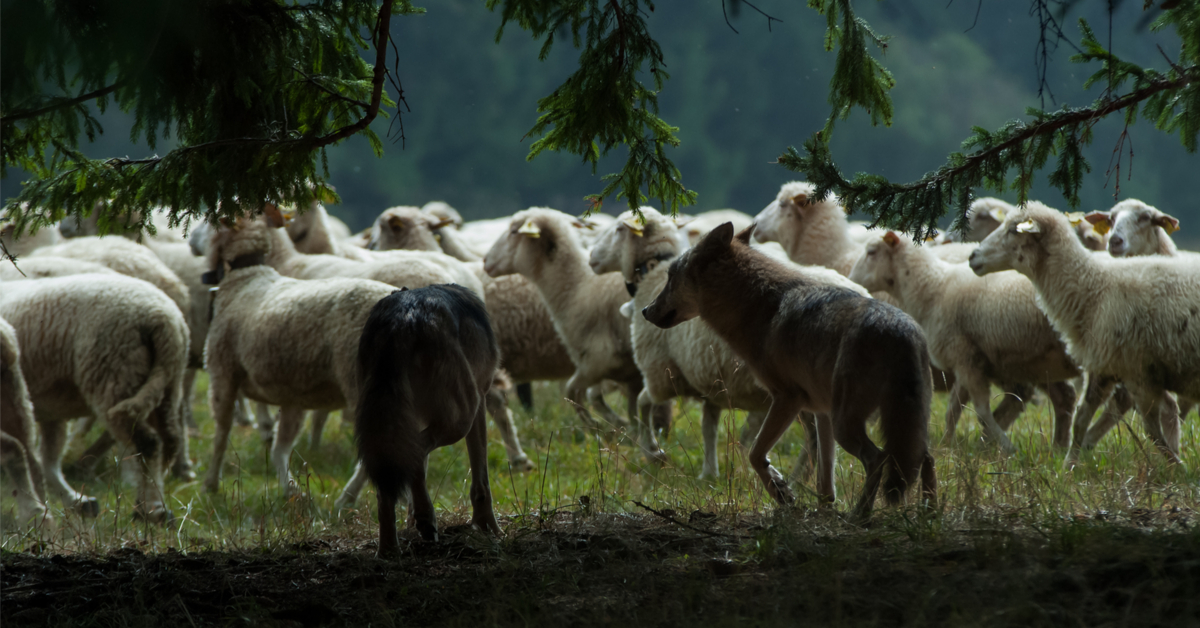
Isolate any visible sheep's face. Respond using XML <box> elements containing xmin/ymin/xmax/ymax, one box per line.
<box><xmin>643</xmin><ymin>222</ymin><xmax>735</xmax><ymax>328</ymax></box>
<box><xmin>752</xmin><ymin>199</ymin><xmax>785</xmax><ymax>244</ymax></box>
<box><xmin>588</xmin><ymin>212</ymin><xmax>633</xmax><ymax>275</ymax></box>
<box><xmin>484</xmin><ymin>212</ymin><xmax>564</xmax><ymax>278</ymax></box>
<box><xmin>283</xmin><ymin>200</ymin><xmax>324</xmax><ymax>252</ymax></box>
<box><xmin>964</xmin><ymin>198</ymin><xmax>1012</xmax><ymax>242</ymax></box>
<box><xmin>969</xmin><ymin>213</ymin><xmax>1045</xmax><ymax>277</ymax></box>
<box><xmin>369</xmin><ymin>207</ymin><xmax>444</xmax><ymax>252</ymax></box>
<box><xmin>848</xmin><ymin>232</ymin><xmax>902</xmax><ymax>293</ymax></box>
<box><xmin>1094</xmin><ymin>200</ymin><xmax>1178</xmax><ymax>258</ymax></box>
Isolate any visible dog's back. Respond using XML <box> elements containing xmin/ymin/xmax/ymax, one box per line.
<box><xmin>355</xmin><ymin>284</ymin><xmax>499</xmax><ymax>501</ymax></box>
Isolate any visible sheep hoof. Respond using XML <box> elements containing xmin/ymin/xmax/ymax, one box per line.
<box><xmin>74</xmin><ymin>496</ymin><xmax>100</xmax><ymax>518</ymax></box>
<box><xmin>171</xmin><ymin>461</ymin><xmax>197</xmax><ymax>482</ymax></box>
<box><xmin>134</xmin><ymin>505</ymin><xmax>174</xmax><ymax>526</ymax></box>
<box><xmin>508</xmin><ymin>457</ymin><xmax>536</xmax><ymax>472</ymax></box>
<box><xmin>697</xmin><ymin>469</ymin><xmax>719</xmax><ymax>482</ymax></box>
<box><xmin>472</xmin><ymin>516</ymin><xmax>502</xmax><ymax>537</ymax></box>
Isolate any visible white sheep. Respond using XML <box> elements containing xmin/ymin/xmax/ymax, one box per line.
<box><xmin>1</xmin><ymin>273</ymin><xmax>189</xmax><ymax>522</ymax></box>
<box><xmin>1087</xmin><ymin>199</ymin><xmax>1182</xmax><ymax>258</ymax></box>
<box><xmin>849</xmin><ymin>231</ymin><xmax>1080</xmax><ymax>452</ymax></box>
<box><xmin>1</xmin><ymin>206</ymin><xmax>63</xmax><ymax>257</ymax></box>
<box><xmin>484</xmin><ymin>208</ymin><xmax>668</xmax><ymax>449</ymax></box>
<box><xmin>1</xmin><ymin>315</ymin><xmax>49</xmax><ymax>525</ymax></box>
<box><xmin>678</xmin><ymin>209</ymin><xmax>754</xmax><ymax>247</ymax></box>
<box><xmin>202</xmin><ymin>213</ymin><xmax>397</xmax><ymax>501</ymax></box>
<box><xmin>969</xmin><ymin>201</ymin><xmax>1200</xmax><ymax>464</ymax></box>
<box><xmin>422</xmin><ymin>201</ymin><xmax>464</xmax><ymax>229</ymax></box>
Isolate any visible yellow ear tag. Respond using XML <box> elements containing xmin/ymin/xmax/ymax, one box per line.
<box><xmin>988</xmin><ymin>208</ymin><xmax>1007</xmax><ymax>221</ymax></box>
<box><xmin>518</xmin><ymin>219</ymin><xmax>541</xmax><ymax>238</ymax></box>
<box><xmin>622</xmin><ymin>217</ymin><xmax>644</xmax><ymax>237</ymax></box>
<box><xmin>280</xmin><ymin>208</ymin><xmax>296</xmax><ymax>225</ymax></box>
<box><xmin>1160</xmin><ymin>219</ymin><xmax>1180</xmax><ymax>235</ymax></box>
<box><xmin>1090</xmin><ymin>219</ymin><xmax>1111</xmax><ymax>235</ymax></box>
<box><xmin>1015</xmin><ymin>220</ymin><xmax>1040</xmax><ymax>234</ymax></box>
<box><xmin>1065</xmin><ymin>212</ymin><xmax>1085</xmax><ymax>226</ymax></box>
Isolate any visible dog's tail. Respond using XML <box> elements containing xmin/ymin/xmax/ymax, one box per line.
<box><xmin>879</xmin><ymin>340</ymin><xmax>933</xmax><ymax>505</ymax></box>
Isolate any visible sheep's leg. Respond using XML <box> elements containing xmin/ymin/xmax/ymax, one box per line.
<box><xmin>814</xmin><ymin>412</ymin><xmax>838</xmax><ymax>506</ymax></box>
<box><xmin>1081</xmin><ymin>384</ymin><xmax>1134</xmax><ymax>449</ymax></box>
<box><xmin>334</xmin><ymin>462</ymin><xmax>370</xmax><ymax>510</ymax></box>
<box><xmin>0</xmin><ymin>432</ymin><xmax>48</xmax><ymax>523</ymax></box>
<box><xmin>585</xmin><ymin>384</ymin><xmax>626</xmax><ymax>429</ymax></box>
<box><xmin>39</xmin><ymin>421</ymin><xmax>99</xmax><ymax>516</ymax></box>
<box><xmin>103</xmin><ymin>406</ymin><xmax>170</xmax><ymax>523</ymax></box>
<box><xmin>565</xmin><ymin>374</ymin><xmax>604</xmax><ymax>433</ymax></box>
<box><xmin>789</xmin><ymin>412</ymin><xmax>818</xmax><ymax>486</ymax></box>
<box><xmin>271</xmin><ymin>406</ymin><xmax>305</xmax><ymax>495</ymax></box>
<box><xmin>698</xmin><ymin>401</ymin><xmax>720</xmax><ymax>480</ymax></box>
<box><xmin>748</xmin><ymin>395</ymin><xmax>804</xmax><ymax>505</ymax></box>
<box><xmin>1124</xmin><ymin>386</ymin><xmax>1182</xmax><ymax>464</ymax></box>
<box><xmin>308</xmin><ymin>410</ymin><xmax>331</xmax><ymax>450</ymax></box>
<box><xmin>254</xmin><ymin>401</ymin><xmax>275</xmax><ymax>444</ymax></box>
<box><xmin>992</xmin><ymin>383</ymin><xmax>1034</xmax><ymax>432</ymax></box>
<box><xmin>739</xmin><ymin>411</ymin><xmax>766</xmax><ymax>447</ymax></box>
<box><xmin>942</xmin><ymin>382</ymin><xmax>965</xmax><ymax>442</ymax></box>
<box><xmin>1041</xmin><ymin>381</ymin><xmax>1077</xmax><ymax>448</ymax></box>
<box><xmin>71</xmin><ymin>430</ymin><xmax>115</xmax><ymax>478</ymax></box>
<box><xmin>484</xmin><ymin>386</ymin><xmax>533</xmax><ymax>471</ymax></box>
<box><xmin>635</xmin><ymin>388</ymin><xmax>666</xmax><ymax>465</ymax></box>
<box><xmin>181</xmin><ymin>369</ymin><xmax>198</xmax><ymax>430</ymax></box>
<box><xmin>516</xmin><ymin>382</ymin><xmax>534</xmax><ymax>411</ymax></box>
<box><xmin>651</xmin><ymin>400</ymin><xmax>673</xmax><ymax>439</ymax></box>
<box><xmin>1065</xmin><ymin>374</ymin><xmax>1117</xmax><ymax>468</ymax></box>
<box><xmin>169</xmin><ymin>393</ymin><xmax>196</xmax><ymax>482</ymax></box>
<box><xmin>962</xmin><ymin>375</ymin><xmax>1016</xmax><ymax>453</ymax></box>
<box><xmin>466</xmin><ymin>404</ymin><xmax>501</xmax><ymax>536</ymax></box>
<box><xmin>203</xmin><ymin>379</ymin><xmax>239</xmax><ymax>493</ymax></box>
<box><xmin>232</xmin><ymin>397</ymin><xmax>254</xmax><ymax>428</ymax></box>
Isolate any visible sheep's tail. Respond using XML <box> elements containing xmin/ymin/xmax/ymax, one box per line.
<box><xmin>105</xmin><ymin>316</ymin><xmax>188</xmax><ymax>463</ymax></box>
<box><xmin>880</xmin><ymin>341</ymin><xmax>933</xmax><ymax>505</ymax></box>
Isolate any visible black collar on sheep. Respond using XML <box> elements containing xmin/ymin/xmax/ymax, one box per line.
<box><xmin>627</xmin><ymin>252</ymin><xmax>679</xmax><ymax>296</ymax></box>
<box><xmin>201</xmin><ymin>252</ymin><xmax>266</xmax><ymax>285</ymax></box>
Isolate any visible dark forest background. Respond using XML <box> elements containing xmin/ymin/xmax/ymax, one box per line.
<box><xmin>3</xmin><ymin>0</ymin><xmax>1196</xmax><ymax>247</ymax></box>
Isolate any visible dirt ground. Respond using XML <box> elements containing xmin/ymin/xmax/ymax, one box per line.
<box><xmin>4</xmin><ymin>507</ymin><xmax>1199</xmax><ymax>627</ymax></box>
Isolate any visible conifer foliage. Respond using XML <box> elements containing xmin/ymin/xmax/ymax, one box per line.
<box><xmin>779</xmin><ymin>1</ymin><xmax>1200</xmax><ymax>239</ymax></box>
<box><xmin>1</xmin><ymin>0</ymin><xmax>420</xmax><ymax>238</ymax></box>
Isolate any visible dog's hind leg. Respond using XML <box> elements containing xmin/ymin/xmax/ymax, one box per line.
<box><xmin>466</xmin><ymin>404</ymin><xmax>501</xmax><ymax>536</ymax></box>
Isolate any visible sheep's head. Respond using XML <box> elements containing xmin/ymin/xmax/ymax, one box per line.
<box><xmin>282</xmin><ymin>199</ymin><xmax>329</xmax><ymax>254</ymax></box>
<box><xmin>203</xmin><ymin>205</ymin><xmax>274</xmax><ymax>283</ymax></box>
<box><xmin>369</xmin><ymin>206</ymin><xmax>449</xmax><ymax>252</ymax></box>
<box><xmin>1088</xmin><ymin>199</ymin><xmax>1178</xmax><ymax>258</ymax></box>
<box><xmin>643</xmin><ymin>222</ymin><xmax>750</xmax><ymax>328</ymax></box>
<box><xmin>752</xmin><ymin>181</ymin><xmax>840</xmax><ymax>248</ymax></box>
<box><xmin>484</xmin><ymin>208</ymin><xmax>582</xmax><ymax>279</ymax></box>
<box><xmin>961</xmin><ymin>198</ymin><xmax>1013</xmax><ymax>242</ymax></box>
<box><xmin>969</xmin><ymin>202</ymin><xmax>1067</xmax><ymax>277</ymax></box>
<box><xmin>849</xmin><ymin>231</ymin><xmax>904</xmax><ymax>293</ymax></box>
<box><xmin>588</xmin><ymin>207</ymin><xmax>683</xmax><ymax>281</ymax></box>
<box><xmin>421</xmin><ymin>201</ymin><xmax>463</xmax><ymax>230</ymax></box>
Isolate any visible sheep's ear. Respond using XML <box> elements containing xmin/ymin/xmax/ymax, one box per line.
<box><xmin>429</xmin><ymin>217</ymin><xmax>456</xmax><ymax>230</ymax></box>
<box><xmin>1084</xmin><ymin>211</ymin><xmax>1111</xmax><ymax>234</ymax></box>
<box><xmin>1015</xmin><ymin>220</ymin><xmax>1041</xmax><ymax>234</ymax></box>
<box><xmin>262</xmin><ymin>203</ymin><xmax>286</xmax><ymax>228</ymax></box>
<box><xmin>790</xmin><ymin>193</ymin><xmax>808</xmax><ymax>207</ymax></box>
<box><xmin>314</xmin><ymin>183</ymin><xmax>338</xmax><ymax>203</ymax></box>
<box><xmin>882</xmin><ymin>231</ymin><xmax>901</xmax><ymax>247</ymax></box>
<box><xmin>1065</xmin><ymin>212</ymin><xmax>1086</xmax><ymax>226</ymax></box>
<box><xmin>673</xmin><ymin>215</ymin><xmax>695</xmax><ymax>228</ymax></box>
<box><xmin>735</xmin><ymin>224</ymin><xmax>755</xmax><ymax>244</ymax></box>
<box><xmin>518</xmin><ymin>218</ymin><xmax>541</xmax><ymax>238</ymax></box>
<box><xmin>387</xmin><ymin>215</ymin><xmax>405</xmax><ymax>230</ymax></box>
<box><xmin>988</xmin><ymin>207</ymin><xmax>1007</xmax><ymax>221</ymax></box>
<box><xmin>621</xmin><ymin>216</ymin><xmax>644</xmax><ymax>237</ymax></box>
<box><xmin>1154</xmin><ymin>213</ymin><xmax>1180</xmax><ymax>234</ymax></box>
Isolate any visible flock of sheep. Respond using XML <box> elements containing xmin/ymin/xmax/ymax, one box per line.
<box><xmin>0</xmin><ymin>181</ymin><xmax>1197</xmax><ymax>541</ymax></box>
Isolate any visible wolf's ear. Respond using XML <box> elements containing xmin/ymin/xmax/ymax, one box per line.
<box><xmin>735</xmin><ymin>224</ymin><xmax>756</xmax><ymax>244</ymax></box>
<box><xmin>700</xmin><ymin>222</ymin><xmax>735</xmax><ymax>251</ymax></box>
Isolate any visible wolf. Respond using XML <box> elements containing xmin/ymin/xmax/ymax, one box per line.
<box><xmin>643</xmin><ymin>223</ymin><xmax>937</xmax><ymax>521</ymax></box>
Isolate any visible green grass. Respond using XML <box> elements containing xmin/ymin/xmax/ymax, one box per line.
<box><xmin>2</xmin><ymin>374</ymin><xmax>1199</xmax><ymax>554</ymax></box>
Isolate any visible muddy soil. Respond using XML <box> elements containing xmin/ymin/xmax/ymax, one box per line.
<box><xmin>4</xmin><ymin>511</ymin><xmax>1199</xmax><ymax>627</ymax></box>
